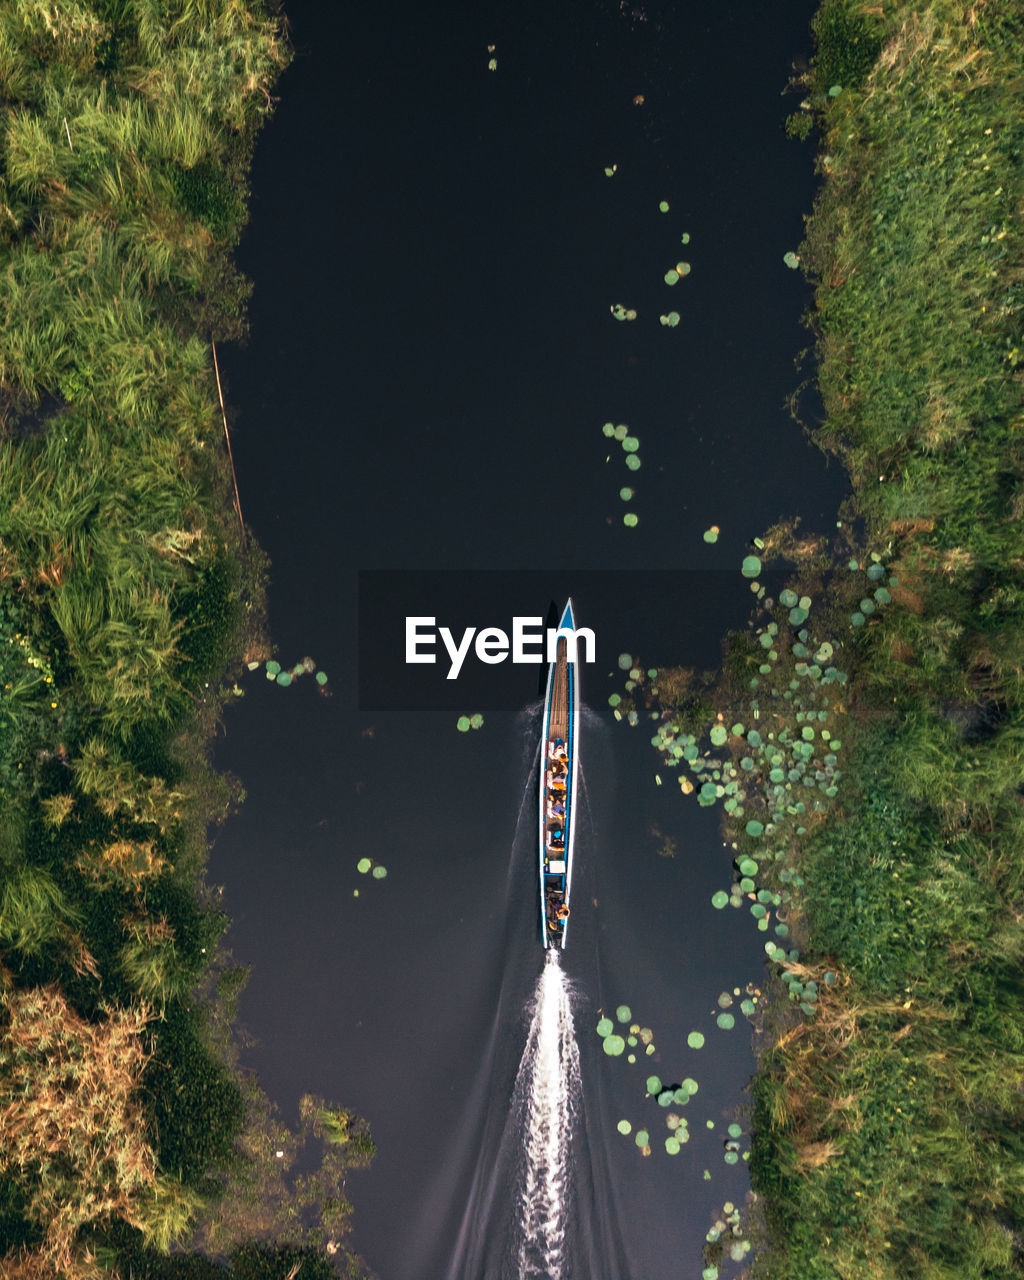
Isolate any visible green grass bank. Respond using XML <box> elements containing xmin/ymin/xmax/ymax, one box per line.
<box><xmin>0</xmin><ymin>4</ymin><xmax>373</xmax><ymax>1277</ymax></box>
<box><xmin>613</xmin><ymin>1</ymin><xmax>1024</xmax><ymax>1275</ymax></box>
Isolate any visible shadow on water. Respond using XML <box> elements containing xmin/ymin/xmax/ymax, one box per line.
<box><xmin>408</xmin><ymin>707</ymin><xmax>637</xmax><ymax>1280</ymax></box>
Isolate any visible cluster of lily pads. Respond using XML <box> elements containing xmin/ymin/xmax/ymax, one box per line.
<box><xmin>595</xmin><ymin>1003</ymin><xmax>658</xmax><ymax>1062</ymax></box>
<box><xmin>711</xmin><ymin>984</ymin><xmax>762</xmax><ymax>1030</ymax></box>
<box><xmin>601</xmin><ymin>423</ymin><xmax>643</xmax><ymax>528</ymax></box>
<box><xmin>659</xmin><ymin>205</ymin><xmax>691</xmax><ymax>316</ymax></box>
<box><xmin>247</xmin><ymin>656</ymin><xmax>328</xmax><ymax>690</ymax></box>
<box><xmin>608</xmin><ymin>653</ymin><xmax>654</xmax><ymax>727</ymax></box>
<box><xmin>353</xmin><ymin>856</ymin><xmax>387</xmax><ymax>896</ymax></box>
<box><xmin>846</xmin><ymin>554</ymin><xmax>897</xmax><ymax>628</ymax></box>
<box><xmin>456</xmin><ymin>713</ymin><xmax>484</xmax><ymax>732</ymax></box>
<box><xmin>599</xmin><ymin>995</ymin><xmax>764</xmax><ymax>1160</ymax></box>
<box><xmin>703</xmin><ymin>1197</ymin><xmax>754</xmax><ymax>1277</ymax></box>
<box><xmin>721</xmin><ymin>1123</ymin><xmax>748</xmax><ymax>1167</ymax></box>
<box><xmin>609</xmin><ymin>303</ymin><xmax>638</xmax><ymax>322</ymax></box>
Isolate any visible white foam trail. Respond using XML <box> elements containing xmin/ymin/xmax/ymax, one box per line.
<box><xmin>514</xmin><ymin>950</ymin><xmax>581</xmax><ymax>1279</ymax></box>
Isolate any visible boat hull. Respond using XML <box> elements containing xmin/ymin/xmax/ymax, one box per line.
<box><xmin>538</xmin><ymin>600</ymin><xmax>580</xmax><ymax>949</ymax></box>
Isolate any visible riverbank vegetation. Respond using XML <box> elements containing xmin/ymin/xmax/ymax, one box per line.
<box><xmin>618</xmin><ymin>0</ymin><xmax>1024</xmax><ymax>1274</ymax></box>
<box><xmin>0</xmin><ymin>4</ymin><xmax>373</xmax><ymax>1276</ymax></box>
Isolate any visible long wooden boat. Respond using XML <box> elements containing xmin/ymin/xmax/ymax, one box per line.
<box><xmin>538</xmin><ymin>598</ymin><xmax>580</xmax><ymax>949</ymax></box>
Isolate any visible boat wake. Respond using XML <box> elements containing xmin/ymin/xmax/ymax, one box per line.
<box><xmin>513</xmin><ymin>950</ymin><xmax>581</xmax><ymax>1279</ymax></box>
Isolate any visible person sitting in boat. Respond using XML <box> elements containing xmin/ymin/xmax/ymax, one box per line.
<box><xmin>552</xmin><ymin>800</ymin><xmax>565</xmax><ymax>817</ymax></box>
<box><xmin>554</xmin><ymin>744</ymin><xmax>568</xmax><ymax>761</ymax></box>
<box><xmin>551</xmin><ymin>774</ymin><xmax>566</xmax><ymax>791</ymax></box>
<box><xmin>556</xmin><ymin>903</ymin><xmax>570</xmax><ymax>921</ymax></box>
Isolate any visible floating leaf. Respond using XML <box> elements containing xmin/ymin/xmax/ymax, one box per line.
<box><xmin>247</xmin><ymin>660</ymin><xmax>260</xmax><ymax>671</ymax></box>
<box><xmin>665</xmin><ymin>1136</ymin><xmax>681</xmax><ymax>1154</ymax></box>
<box><xmin>315</xmin><ymin>671</ymin><xmax>328</xmax><ymax>685</ymax></box>
<box><xmin>625</xmin><ymin>454</ymin><xmax>641</xmax><ymax>471</ymax></box>
<box><xmin>665</xmin><ymin>310</ymin><xmax>680</xmax><ymax>327</ymax></box>
<box><xmin>457</xmin><ymin>716</ymin><xmax>471</xmax><ymax>732</ymax></box>
<box><xmin>357</xmin><ymin>858</ymin><xmax>372</xmax><ymax>874</ymax></box>
<box><xmin>276</xmin><ymin>672</ymin><xmax>292</xmax><ymax>686</ymax></box>
<box><xmin>613</xmin><ymin>424</ymin><xmax>628</xmax><ymax>441</ymax></box>
<box><xmin>646</xmin><ymin>1075</ymin><xmax>662</xmax><ymax>1095</ymax></box>
<box><xmin>603</xmin><ymin>1034</ymin><xmax>626</xmax><ymax>1056</ymax></box>
<box><xmin>711</xmin><ymin>890</ymin><xmax>728</xmax><ymax>910</ymax></box>
<box><xmin>617</xmin><ymin>1119</ymin><xmax>632</xmax><ymax>1135</ymax></box>
<box><xmin>616</xmin><ymin>1004</ymin><xmax>632</xmax><ymax>1023</ymax></box>
<box><xmin>623</xmin><ymin>513</ymin><xmax>638</xmax><ymax>528</ymax></box>
<box><xmin>676</xmin><ymin>262</ymin><xmax>691</xmax><ymax>276</ymax></box>
<box><xmin>664</xmin><ymin>269</ymin><xmax>679</xmax><ymax>285</ymax></box>
<box><xmin>469</xmin><ymin>713</ymin><xmax>484</xmax><ymax>729</ymax></box>
<box><xmin>635</xmin><ymin>1128</ymin><xmax>649</xmax><ymax>1148</ymax></box>
<box><xmin>783</xmin><ymin>251</ymin><xmax>800</xmax><ymax>269</ymax></box>
<box><xmin>618</xmin><ymin>653</ymin><xmax>632</xmax><ymax>670</ymax></box>
<box><xmin>717</xmin><ymin>1012</ymin><xmax>735</xmax><ymax>1030</ymax></box>
<box><xmin>604</xmin><ymin>164</ymin><xmax>618</xmax><ymax>177</ymax></box>
<box><xmin>741</xmin><ymin>555</ymin><xmax>761</xmax><ymax>579</ymax></box>
<box><xmin>709</xmin><ymin>724</ymin><xmax>727</xmax><ymax>746</ymax></box>
<box><xmin>745</xmin><ymin>820</ymin><xmax>764</xmax><ymax>838</ymax></box>
<box><xmin>687</xmin><ymin>1031</ymin><xmax>705</xmax><ymax>1049</ymax></box>
<box><xmin>596</xmin><ymin>1016</ymin><xmax>614</xmax><ymax>1037</ymax></box>
<box><xmin>681</xmin><ymin>232</ymin><xmax>690</xmax><ymax>244</ymax></box>
<box><xmin>372</xmin><ymin>865</ymin><xmax>387</xmax><ymax>879</ymax></box>
<box><xmin>703</xmin><ymin>526</ymin><xmax>720</xmax><ymax>543</ymax></box>
<box><xmin>658</xmin><ymin>200</ymin><xmax>669</xmax><ymax>212</ymax></box>
<box><xmin>622</xmin><ymin>436</ymin><xmax>639</xmax><ymax>452</ymax></box>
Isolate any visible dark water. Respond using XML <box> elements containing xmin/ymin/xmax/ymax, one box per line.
<box><xmin>209</xmin><ymin>0</ymin><xmax>849</xmax><ymax>1276</ymax></box>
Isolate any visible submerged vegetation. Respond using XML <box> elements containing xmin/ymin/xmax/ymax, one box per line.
<box><xmin>0</xmin><ymin>3</ymin><xmax>371</xmax><ymax>1276</ymax></box>
<box><xmin>616</xmin><ymin>0</ymin><xmax>1024</xmax><ymax>1274</ymax></box>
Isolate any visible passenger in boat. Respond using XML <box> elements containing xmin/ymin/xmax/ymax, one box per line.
<box><xmin>552</xmin><ymin>800</ymin><xmax>565</xmax><ymax>817</ymax></box>
<box><xmin>556</xmin><ymin>904</ymin><xmax>570</xmax><ymax>920</ymax></box>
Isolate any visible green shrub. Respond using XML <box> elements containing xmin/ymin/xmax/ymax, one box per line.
<box><xmin>811</xmin><ymin>0</ymin><xmax>884</xmax><ymax>93</ymax></box>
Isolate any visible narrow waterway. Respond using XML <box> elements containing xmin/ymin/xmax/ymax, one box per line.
<box><xmin>210</xmin><ymin>0</ymin><xmax>850</xmax><ymax>1275</ymax></box>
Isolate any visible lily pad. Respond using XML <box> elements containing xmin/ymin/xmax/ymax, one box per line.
<box><xmin>783</xmin><ymin>251</ymin><xmax>800</xmax><ymax>269</ymax></box>
<box><xmin>664</xmin><ymin>269</ymin><xmax>679</xmax><ymax>285</ymax></box>
<box><xmin>617</xmin><ymin>1119</ymin><xmax>632</xmax><ymax>1135</ymax></box>
<box><xmin>741</xmin><ymin>555</ymin><xmax>761</xmax><ymax>579</ymax></box>
<box><xmin>623</xmin><ymin>512</ymin><xmax>639</xmax><ymax>528</ymax></box>
<box><xmin>276</xmin><ymin>672</ymin><xmax>292</xmax><ymax>686</ymax></box>
<box><xmin>625</xmin><ymin>454</ymin><xmax>641</xmax><ymax>471</ymax></box>
<box><xmin>703</xmin><ymin>526</ymin><xmax>720</xmax><ymax>543</ymax></box>
<box><xmin>687</xmin><ymin>1031</ymin><xmax>705</xmax><ymax>1049</ymax></box>
<box><xmin>357</xmin><ymin>858</ymin><xmax>372</xmax><ymax>874</ymax></box>
<box><xmin>372</xmin><ymin>865</ymin><xmax>387</xmax><ymax>879</ymax></box>
<box><xmin>616</xmin><ymin>1004</ymin><xmax>632</xmax><ymax>1023</ymax></box>
<box><xmin>603</xmin><ymin>1034</ymin><xmax>626</xmax><ymax>1056</ymax></box>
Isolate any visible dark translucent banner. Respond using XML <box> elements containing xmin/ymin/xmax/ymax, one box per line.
<box><xmin>357</xmin><ymin>569</ymin><xmax>780</xmax><ymax>711</ymax></box>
